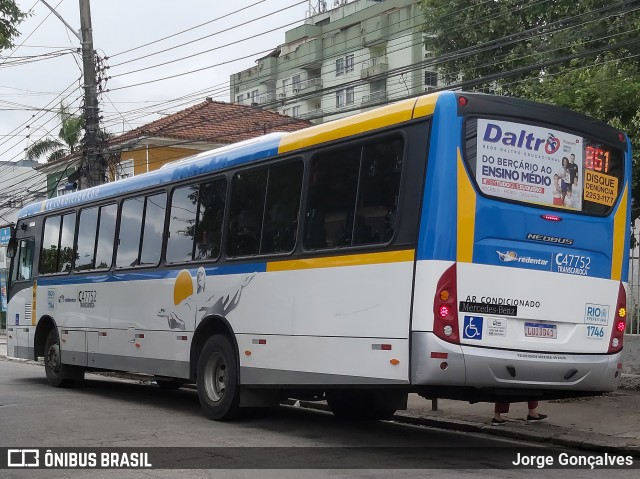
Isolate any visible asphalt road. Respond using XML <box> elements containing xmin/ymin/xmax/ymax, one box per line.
<box><xmin>0</xmin><ymin>360</ymin><xmax>637</xmax><ymax>478</ymax></box>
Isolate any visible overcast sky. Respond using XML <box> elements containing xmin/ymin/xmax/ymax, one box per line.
<box><xmin>0</xmin><ymin>0</ymin><xmax>311</xmax><ymax>165</ymax></box>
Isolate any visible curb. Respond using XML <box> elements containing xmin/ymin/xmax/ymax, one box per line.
<box><xmin>284</xmin><ymin>400</ymin><xmax>640</xmax><ymax>457</ymax></box>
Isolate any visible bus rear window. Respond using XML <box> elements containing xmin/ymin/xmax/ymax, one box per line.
<box><xmin>464</xmin><ymin>117</ymin><xmax>624</xmax><ymax>215</ymax></box>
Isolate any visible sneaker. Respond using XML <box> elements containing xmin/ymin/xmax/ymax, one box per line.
<box><xmin>491</xmin><ymin>417</ymin><xmax>507</xmax><ymax>425</ymax></box>
<box><xmin>526</xmin><ymin>414</ymin><xmax>548</xmax><ymax>421</ymax></box>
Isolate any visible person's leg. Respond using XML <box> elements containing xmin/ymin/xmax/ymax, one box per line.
<box><xmin>527</xmin><ymin>401</ymin><xmax>547</xmax><ymax>421</ymax></box>
<box><xmin>493</xmin><ymin>402</ymin><xmax>509</xmax><ymax>423</ymax></box>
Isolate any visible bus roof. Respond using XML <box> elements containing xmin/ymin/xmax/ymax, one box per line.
<box><xmin>17</xmin><ymin>92</ymin><xmax>444</xmax><ymax>220</ymax></box>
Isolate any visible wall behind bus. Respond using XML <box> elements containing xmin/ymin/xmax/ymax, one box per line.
<box><xmin>623</xmin><ymin>335</ymin><xmax>640</xmax><ymax>375</ymax></box>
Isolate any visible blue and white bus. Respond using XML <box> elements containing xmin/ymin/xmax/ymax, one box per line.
<box><xmin>6</xmin><ymin>91</ymin><xmax>631</xmax><ymax>420</ymax></box>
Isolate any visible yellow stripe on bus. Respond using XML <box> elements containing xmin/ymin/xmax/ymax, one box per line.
<box><xmin>277</xmin><ymin>98</ymin><xmax>418</xmax><ymax>154</ymax></box>
<box><xmin>266</xmin><ymin>249</ymin><xmax>415</xmax><ymax>272</ymax></box>
<box><xmin>611</xmin><ymin>185</ymin><xmax>628</xmax><ymax>281</ymax></box>
<box><xmin>412</xmin><ymin>92</ymin><xmax>440</xmax><ymax>119</ymax></box>
<box><xmin>457</xmin><ymin>148</ymin><xmax>476</xmax><ymax>263</ymax></box>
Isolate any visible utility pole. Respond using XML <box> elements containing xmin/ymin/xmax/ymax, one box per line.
<box><xmin>39</xmin><ymin>0</ymin><xmax>104</xmax><ymax>189</ymax></box>
<box><xmin>78</xmin><ymin>0</ymin><xmax>103</xmax><ymax>188</ymax></box>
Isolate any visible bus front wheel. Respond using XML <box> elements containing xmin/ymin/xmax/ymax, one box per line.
<box><xmin>196</xmin><ymin>334</ymin><xmax>240</xmax><ymax>420</ymax></box>
<box><xmin>44</xmin><ymin>330</ymin><xmax>84</xmax><ymax>387</ymax></box>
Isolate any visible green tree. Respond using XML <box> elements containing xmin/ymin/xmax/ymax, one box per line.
<box><xmin>26</xmin><ymin>103</ymin><xmax>85</xmax><ymax>162</ymax></box>
<box><xmin>420</xmin><ymin>0</ymin><xmax>640</xmax><ymax>217</ymax></box>
<box><xmin>0</xmin><ymin>0</ymin><xmax>27</xmax><ymax>49</ymax></box>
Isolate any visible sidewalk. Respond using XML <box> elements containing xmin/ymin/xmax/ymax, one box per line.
<box><xmin>1</xmin><ymin>333</ymin><xmax>638</xmax><ymax>455</ymax></box>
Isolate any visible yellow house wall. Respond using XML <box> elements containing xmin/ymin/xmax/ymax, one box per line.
<box><xmin>121</xmin><ymin>146</ymin><xmax>201</xmax><ymax>176</ymax></box>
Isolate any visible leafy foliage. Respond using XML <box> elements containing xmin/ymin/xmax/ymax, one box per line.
<box><xmin>0</xmin><ymin>0</ymin><xmax>27</xmax><ymax>50</ymax></box>
<box><xmin>27</xmin><ymin>104</ymin><xmax>84</xmax><ymax>163</ymax></box>
<box><xmin>420</xmin><ymin>0</ymin><xmax>640</xmax><ymax>218</ymax></box>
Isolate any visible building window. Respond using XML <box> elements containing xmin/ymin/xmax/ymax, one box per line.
<box><xmin>425</xmin><ymin>71</ymin><xmax>438</xmax><ymax>89</ymax></box>
<box><xmin>336</xmin><ymin>57</ymin><xmax>344</xmax><ymax>76</ymax></box>
<box><xmin>292</xmin><ymin>106</ymin><xmax>300</xmax><ymax>118</ymax></box>
<box><xmin>282</xmin><ymin>78</ymin><xmax>289</xmax><ymax>93</ymax></box>
<box><xmin>336</xmin><ymin>90</ymin><xmax>345</xmax><ymax>108</ymax></box>
<box><xmin>345</xmin><ymin>54</ymin><xmax>354</xmax><ymax>73</ymax></box>
<box><xmin>282</xmin><ymin>108</ymin><xmax>290</xmax><ymax>116</ymax></box>
<box><xmin>346</xmin><ymin>86</ymin><xmax>354</xmax><ymax>105</ymax></box>
<box><xmin>292</xmin><ymin>75</ymin><xmax>301</xmax><ymax>92</ymax></box>
<box><xmin>236</xmin><ymin>95</ymin><xmax>243</xmax><ymax>103</ymax></box>
<box><xmin>251</xmin><ymin>90</ymin><xmax>259</xmax><ymax>104</ymax></box>
<box><xmin>115</xmin><ymin>159</ymin><xmax>134</xmax><ymax>181</ymax></box>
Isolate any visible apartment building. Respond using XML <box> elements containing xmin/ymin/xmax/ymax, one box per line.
<box><xmin>230</xmin><ymin>0</ymin><xmax>436</xmax><ymax>123</ymax></box>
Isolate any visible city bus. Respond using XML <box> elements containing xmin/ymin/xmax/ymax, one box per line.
<box><xmin>5</xmin><ymin>91</ymin><xmax>631</xmax><ymax>420</ymax></box>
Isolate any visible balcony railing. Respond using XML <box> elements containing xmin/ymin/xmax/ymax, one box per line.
<box><xmin>299</xmin><ymin>108</ymin><xmax>324</xmax><ymax>120</ymax></box>
<box><xmin>361</xmin><ymin>56</ymin><xmax>389</xmax><ymax>79</ymax></box>
<box><xmin>298</xmin><ymin>78</ymin><xmax>323</xmax><ymax>91</ymax></box>
<box><xmin>259</xmin><ymin>92</ymin><xmax>276</xmax><ymax>104</ymax></box>
<box><xmin>362</xmin><ymin>90</ymin><xmax>387</xmax><ymax>105</ymax></box>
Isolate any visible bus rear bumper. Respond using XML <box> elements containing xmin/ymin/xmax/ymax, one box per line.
<box><xmin>411</xmin><ymin>332</ymin><xmax>622</xmax><ymax>392</ymax></box>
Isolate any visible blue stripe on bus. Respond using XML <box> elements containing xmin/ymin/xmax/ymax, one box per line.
<box><xmin>416</xmin><ymin>92</ymin><xmax>460</xmax><ymax>261</ymax></box>
<box><xmin>18</xmin><ymin>134</ymin><xmax>284</xmax><ymax>219</ymax></box>
<box><xmin>36</xmin><ymin>262</ymin><xmax>267</xmax><ymax>286</ymax></box>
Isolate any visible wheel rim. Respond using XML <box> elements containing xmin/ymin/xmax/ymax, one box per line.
<box><xmin>203</xmin><ymin>352</ymin><xmax>226</xmax><ymax>402</ymax></box>
<box><xmin>46</xmin><ymin>343</ymin><xmax>61</xmax><ymax>375</ymax></box>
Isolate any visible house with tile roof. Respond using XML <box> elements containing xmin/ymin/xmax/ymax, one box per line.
<box><xmin>38</xmin><ymin>98</ymin><xmax>311</xmax><ymax>198</ymax></box>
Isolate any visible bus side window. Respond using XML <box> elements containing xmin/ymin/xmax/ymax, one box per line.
<box><xmin>195</xmin><ymin>179</ymin><xmax>226</xmax><ymax>260</ymax></box>
<box><xmin>94</xmin><ymin>204</ymin><xmax>117</xmax><ymax>269</ymax></box>
<box><xmin>40</xmin><ymin>215</ymin><xmax>61</xmax><ymax>274</ymax></box>
<box><xmin>304</xmin><ymin>147</ymin><xmax>360</xmax><ymax>249</ymax></box>
<box><xmin>354</xmin><ymin>139</ymin><xmax>404</xmax><ymax>245</ymax></box>
<box><xmin>140</xmin><ymin>193</ymin><xmax>167</xmax><ymax>266</ymax></box>
<box><xmin>117</xmin><ymin>198</ymin><xmax>144</xmax><ymax>268</ymax></box>
<box><xmin>228</xmin><ymin>169</ymin><xmax>268</xmax><ymax>257</ymax></box>
<box><xmin>75</xmin><ymin>206</ymin><xmax>99</xmax><ymax>271</ymax></box>
<box><xmin>167</xmin><ymin>185</ymin><xmax>199</xmax><ymax>263</ymax></box>
<box><xmin>261</xmin><ymin>161</ymin><xmax>303</xmax><ymax>254</ymax></box>
<box><xmin>39</xmin><ymin>213</ymin><xmax>76</xmax><ymax>274</ymax></box>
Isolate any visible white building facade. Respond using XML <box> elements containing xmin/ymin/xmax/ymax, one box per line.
<box><xmin>230</xmin><ymin>0</ymin><xmax>436</xmax><ymax>123</ymax></box>
<box><xmin>0</xmin><ymin>160</ymin><xmax>47</xmax><ymax>226</ymax></box>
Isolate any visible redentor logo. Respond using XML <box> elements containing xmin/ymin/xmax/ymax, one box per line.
<box><xmin>544</xmin><ymin>134</ymin><xmax>560</xmax><ymax>154</ymax></box>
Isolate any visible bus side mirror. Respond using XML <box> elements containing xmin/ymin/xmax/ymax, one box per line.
<box><xmin>7</xmin><ymin>237</ymin><xmax>17</xmax><ymax>259</ymax></box>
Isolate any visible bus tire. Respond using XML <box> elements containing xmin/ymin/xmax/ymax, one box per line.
<box><xmin>326</xmin><ymin>390</ymin><xmax>397</xmax><ymax>420</ymax></box>
<box><xmin>44</xmin><ymin>330</ymin><xmax>84</xmax><ymax>388</ymax></box>
<box><xmin>155</xmin><ymin>378</ymin><xmax>186</xmax><ymax>390</ymax></box>
<box><xmin>196</xmin><ymin>334</ymin><xmax>240</xmax><ymax>421</ymax></box>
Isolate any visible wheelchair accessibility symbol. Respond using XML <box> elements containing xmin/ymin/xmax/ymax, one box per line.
<box><xmin>463</xmin><ymin>316</ymin><xmax>484</xmax><ymax>340</ymax></box>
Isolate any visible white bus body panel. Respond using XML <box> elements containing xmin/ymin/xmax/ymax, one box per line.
<box><xmin>21</xmin><ymin>257</ymin><xmax>414</xmax><ymax>384</ymax></box>
<box><xmin>410</xmin><ymin>259</ymin><xmax>622</xmax><ymax>391</ymax></box>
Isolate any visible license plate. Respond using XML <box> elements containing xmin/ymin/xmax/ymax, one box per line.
<box><xmin>524</xmin><ymin>322</ymin><xmax>557</xmax><ymax>339</ymax></box>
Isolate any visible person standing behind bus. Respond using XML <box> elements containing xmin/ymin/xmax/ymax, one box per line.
<box><xmin>492</xmin><ymin>401</ymin><xmax>547</xmax><ymax>425</ymax></box>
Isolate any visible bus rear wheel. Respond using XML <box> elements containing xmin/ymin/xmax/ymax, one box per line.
<box><xmin>326</xmin><ymin>390</ymin><xmax>397</xmax><ymax>420</ymax></box>
<box><xmin>197</xmin><ymin>334</ymin><xmax>240</xmax><ymax>421</ymax></box>
<box><xmin>44</xmin><ymin>330</ymin><xmax>84</xmax><ymax>387</ymax></box>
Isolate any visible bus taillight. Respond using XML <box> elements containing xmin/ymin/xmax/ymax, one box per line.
<box><xmin>608</xmin><ymin>283</ymin><xmax>626</xmax><ymax>354</ymax></box>
<box><xmin>433</xmin><ymin>264</ymin><xmax>459</xmax><ymax>344</ymax></box>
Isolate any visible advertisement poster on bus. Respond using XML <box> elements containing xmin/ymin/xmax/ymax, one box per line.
<box><xmin>476</xmin><ymin>119</ymin><xmax>584</xmax><ymax>210</ymax></box>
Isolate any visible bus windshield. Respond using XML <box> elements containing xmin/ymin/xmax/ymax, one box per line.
<box><xmin>464</xmin><ymin>117</ymin><xmax>625</xmax><ymax>215</ymax></box>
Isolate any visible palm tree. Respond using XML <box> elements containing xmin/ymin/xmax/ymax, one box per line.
<box><xmin>26</xmin><ymin>103</ymin><xmax>84</xmax><ymax>162</ymax></box>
